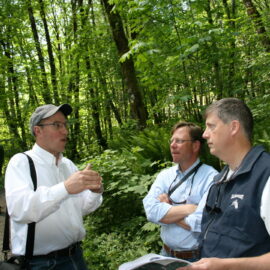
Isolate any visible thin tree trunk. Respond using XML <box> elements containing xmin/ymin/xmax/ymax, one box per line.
<box><xmin>0</xmin><ymin>44</ymin><xmax>26</xmax><ymax>150</ymax></box>
<box><xmin>222</xmin><ymin>0</ymin><xmax>237</xmax><ymax>96</ymax></box>
<box><xmin>27</xmin><ymin>2</ymin><xmax>52</xmax><ymax>103</ymax></box>
<box><xmin>205</xmin><ymin>0</ymin><xmax>224</xmax><ymax>99</ymax></box>
<box><xmin>38</xmin><ymin>0</ymin><xmax>59</xmax><ymax>104</ymax></box>
<box><xmin>83</xmin><ymin>0</ymin><xmax>108</xmax><ymax>149</ymax></box>
<box><xmin>86</xmin><ymin>56</ymin><xmax>108</xmax><ymax>150</ymax></box>
<box><xmin>101</xmin><ymin>0</ymin><xmax>148</xmax><ymax>129</ymax></box>
<box><xmin>66</xmin><ymin>0</ymin><xmax>81</xmax><ymax>161</ymax></box>
<box><xmin>1</xmin><ymin>37</ymin><xmax>28</xmax><ymax>150</ymax></box>
<box><xmin>242</xmin><ymin>0</ymin><xmax>270</xmax><ymax>52</ymax></box>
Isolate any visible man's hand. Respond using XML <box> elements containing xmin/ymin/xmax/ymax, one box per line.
<box><xmin>176</xmin><ymin>258</ymin><xmax>229</xmax><ymax>270</ymax></box>
<box><xmin>158</xmin><ymin>193</ymin><xmax>171</xmax><ymax>204</ymax></box>
<box><xmin>176</xmin><ymin>219</ymin><xmax>191</xmax><ymax>230</ymax></box>
<box><xmin>64</xmin><ymin>164</ymin><xmax>103</xmax><ymax>194</ymax></box>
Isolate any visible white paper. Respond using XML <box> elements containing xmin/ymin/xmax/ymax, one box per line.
<box><xmin>119</xmin><ymin>253</ymin><xmax>192</xmax><ymax>270</ymax></box>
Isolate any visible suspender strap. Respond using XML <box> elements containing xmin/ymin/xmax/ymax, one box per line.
<box><xmin>2</xmin><ymin>210</ymin><xmax>10</xmax><ymax>259</ymax></box>
<box><xmin>168</xmin><ymin>162</ymin><xmax>202</xmax><ymax>197</ymax></box>
<box><xmin>23</xmin><ymin>153</ymin><xmax>37</xmax><ymax>259</ymax></box>
<box><xmin>2</xmin><ymin>153</ymin><xmax>37</xmax><ymax>260</ymax></box>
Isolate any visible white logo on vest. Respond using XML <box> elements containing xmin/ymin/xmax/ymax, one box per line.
<box><xmin>230</xmin><ymin>194</ymin><xmax>244</xmax><ymax>209</ymax></box>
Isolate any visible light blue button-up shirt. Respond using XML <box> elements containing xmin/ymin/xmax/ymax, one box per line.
<box><xmin>143</xmin><ymin>159</ymin><xmax>218</xmax><ymax>251</ymax></box>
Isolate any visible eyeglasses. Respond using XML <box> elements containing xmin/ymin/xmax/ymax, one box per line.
<box><xmin>205</xmin><ymin>167</ymin><xmax>237</xmax><ymax>214</ymax></box>
<box><xmin>205</xmin><ymin>182</ymin><xmax>224</xmax><ymax>214</ymax></box>
<box><xmin>169</xmin><ymin>139</ymin><xmax>194</xmax><ymax>145</ymax></box>
<box><xmin>37</xmin><ymin>121</ymin><xmax>69</xmax><ymax>130</ymax></box>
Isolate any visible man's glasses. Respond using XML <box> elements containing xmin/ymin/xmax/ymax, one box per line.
<box><xmin>37</xmin><ymin>121</ymin><xmax>69</xmax><ymax>130</ymax></box>
<box><xmin>205</xmin><ymin>167</ymin><xmax>231</xmax><ymax>214</ymax></box>
<box><xmin>169</xmin><ymin>139</ymin><xmax>194</xmax><ymax>145</ymax></box>
<box><xmin>205</xmin><ymin>182</ymin><xmax>224</xmax><ymax>214</ymax></box>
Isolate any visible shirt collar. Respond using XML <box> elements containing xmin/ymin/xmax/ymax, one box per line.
<box><xmin>32</xmin><ymin>143</ymin><xmax>63</xmax><ymax>166</ymax></box>
<box><xmin>175</xmin><ymin>159</ymin><xmax>200</xmax><ymax>176</ymax></box>
<box><xmin>214</xmin><ymin>145</ymin><xmax>266</xmax><ymax>183</ymax></box>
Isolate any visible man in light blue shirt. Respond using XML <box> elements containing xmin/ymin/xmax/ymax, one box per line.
<box><xmin>143</xmin><ymin>121</ymin><xmax>218</xmax><ymax>261</ymax></box>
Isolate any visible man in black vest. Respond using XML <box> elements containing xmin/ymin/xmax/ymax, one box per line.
<box><xmin>178</xmin><ymin>98</ymin><xmax>270</xmax><ymax>270</ymax></box>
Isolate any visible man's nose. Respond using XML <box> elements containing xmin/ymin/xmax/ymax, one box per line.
<box><xmin>170</xmin><ymin>140</ymin><xmax>177</xmax><ymax>147</ymax></box>
<box><xmin>61</xmin><ymin>126</ymin><xmax>69</xmax><ymax>135</ymax></box>
<box><xmin>202</xmin><ymin>129</ymin><xmax>208</xmax><ymax>139</ymax></box>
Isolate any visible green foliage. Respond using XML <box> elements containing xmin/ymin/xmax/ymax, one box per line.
<box><xmin>248</xmin><ymin>95</ymin><xmax>270</xmax><ymax>151</ymax></box>
<box><xmin>79</xmin><ymin>130</ymin><xmax>173</xmax><ymax>269</ymax></box>
<box><xmin>81</xmin><ymin>148</ymin><xmax>155</xmax><ymax>233</ymax></box>
<box><xmin>108</xmin><ymin>126</ymin><xmax>172</xmax><ymax>174</ymax></box>
<box><xmin>83</xmin><ymin>230</ymin><xmax>157</xmax><ymax>270</ymax></box>
<box><xmin>0</xmin><ymin>176</ymin><xmax>4</xmax><ymax>190</ymax></box>
<box><xmin>1</xmin><ymin>0</ymin><xmax>270</xmax><ymax>268</ymax></box>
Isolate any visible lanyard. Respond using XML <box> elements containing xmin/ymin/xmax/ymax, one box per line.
<box><xmin>168</xmin><ymin>162</ymin><xmax>202</xmax><ymax>197</ymax></box>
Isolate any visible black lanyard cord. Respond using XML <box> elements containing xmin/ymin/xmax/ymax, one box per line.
<box><xmin>168</xmin><ymin>162</ymin><xmax>202</xmax><ymax>197</ymax></box>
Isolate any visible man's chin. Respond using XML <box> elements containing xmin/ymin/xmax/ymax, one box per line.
<box><xmin>172</xmin><ymin>158</ymin><xmax>180</xmax><ymax>164</ymax></box>
<box><xmin>210</xmin><ymin>148</ymin><xmax>220</xmax><ymax>159</ymax></box>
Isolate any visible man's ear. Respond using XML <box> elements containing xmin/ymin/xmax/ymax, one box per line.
<box><xmin>33</xmin><ymin>126</ymin><xmax>41</xmax><ymax>137</ymax></box>
<box><xmin>230</xmin><ymin>120</ymin><xmax>240</xmax><ymax>136</ymax></box>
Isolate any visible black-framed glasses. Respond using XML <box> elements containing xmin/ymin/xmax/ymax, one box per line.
<box><xmin>37</xmin><ymin>121</ymin><xmax>69</xmax><ymax>130</ymax></box>
<box><xmin>169</xmin><ymin>139</ymin><xmax>194</xmax><ymax>145</ymax></box>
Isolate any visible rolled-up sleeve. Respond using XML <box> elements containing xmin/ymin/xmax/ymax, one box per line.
<box><xmin>185</xmin><ymin>169</ymin><xmax>217</xmax><ymax>232</ymax></box>
<box><xmin>143</xmin><ymin>168</ymin><xmax>175</xmax><ymax>224</ymax></box>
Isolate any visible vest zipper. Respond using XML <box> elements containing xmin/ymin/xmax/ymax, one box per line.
<box><xmin>203</xmin><ymin>217</ymin><xmax>215</xmax><ymax>240</ymax></box>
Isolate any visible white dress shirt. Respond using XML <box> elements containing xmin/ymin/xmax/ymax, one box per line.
<box><xmin>5</xmin><ymin>143</ymin><xmax>102</xmax><ymax>255</ymax></box>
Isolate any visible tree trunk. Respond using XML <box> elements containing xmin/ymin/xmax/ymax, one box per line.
<box><xmin>222</xmin><ymin>0</ymin><xmax>237</xmax><ymax>96</ymax></box>
<box><xmin>66</xmin><ymin>0</ymin><xmax>81</xmax><ymax>161</ymax></box>
<box><xmin>38</xmin><ymin>0</ymin><xmax>59</xmax><ymax>104</ymax></box>
<box><xmin>85</xmin><ymin>57</ymin><xmax>108</xmax><ymax>150</ymax></box>
<box><xmin>205</xmin><ymin>0</ymin><xmax>224</xmax><ymax>99</ymax></box>
<box><xmin>0</xmin><ymin>38</ymin><xmax>28</xmax><ymax>150</ymax></box>
<box><xmin>242</xmin><ymin>0</ymin><xmax>270</xmax><ymax>52</ymax></box>
<box><xmin>101</xmin><ymin>0</ymin><xmax>148</xmax><ymax>129</ymax></box>
<box><xmin>27</xmin><ymin>3</ymin><xmax>52</xmax><ymax>103</ymax></box>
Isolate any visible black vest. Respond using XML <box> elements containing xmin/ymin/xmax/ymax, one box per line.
<box><xmin>200</xmin><ymin>145</ymin><xmax>270</xmax><ymax>258</ymax></box>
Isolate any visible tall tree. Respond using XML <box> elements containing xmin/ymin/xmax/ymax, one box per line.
<box><xmin>101</xmin><ymin>0</ymin><xmax>148</xmax><ymax>129</ymax></box>
<box><xmin>38</xmin><ymin>0</ymin><xmax>59</xmax><ymax>103</ymax></box>
<box><xmin>27</xmin><ymin>1</ymin><xmax>52</xmax><ymax>103</ymax></box>
<box><xmin>242</xmin><ymin>0</ymin><xmax>270</xmax><ymax>52</ymax></box>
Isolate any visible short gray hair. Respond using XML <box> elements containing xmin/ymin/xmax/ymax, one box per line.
<box><xmin>204</xmin><ymin>98</ymin><xmax>253</xmax><ymax>141</ymax></box>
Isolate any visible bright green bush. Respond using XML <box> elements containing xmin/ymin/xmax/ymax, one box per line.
<box><xmin>80</xmin><ymin>145</ymin><xmax>166</xmax><ymax>269</ymax></box>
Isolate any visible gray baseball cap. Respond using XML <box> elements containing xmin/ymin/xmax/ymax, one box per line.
<box><xmin>29</xmin><ymin>104</ymin><xmax>72</xmax><ymax>135</ymax></box>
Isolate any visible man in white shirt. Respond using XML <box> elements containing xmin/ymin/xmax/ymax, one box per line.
<box><xmin>178</xmin><ymin>98</ymin><xmax>270</xmax><ymax>270</ymax></box>
<box><xmin>5</xmin><ymin>104</ymin><xmax>103</xmax><ymax>269</ymax></box>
